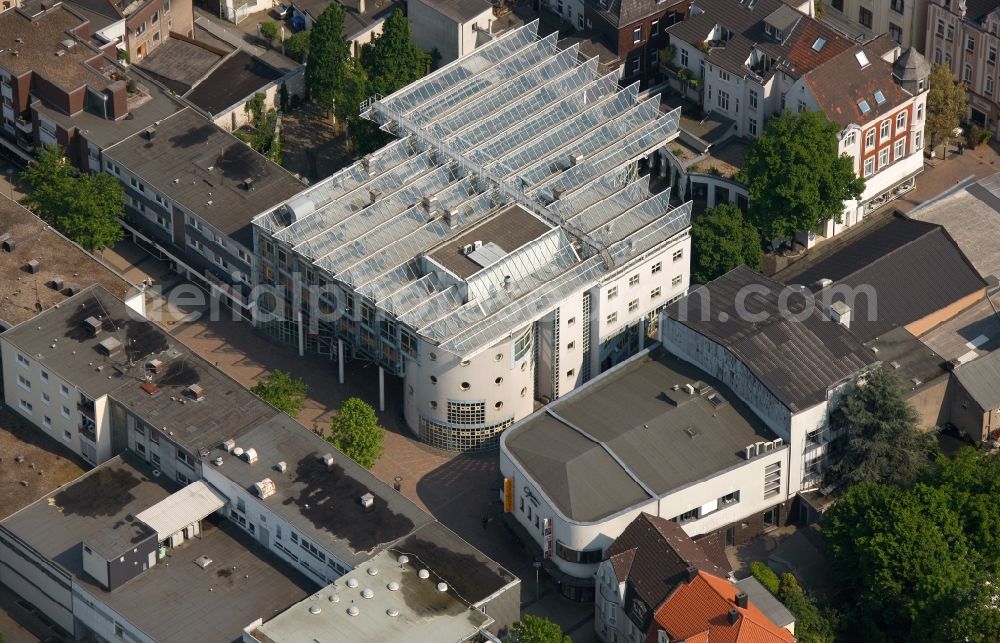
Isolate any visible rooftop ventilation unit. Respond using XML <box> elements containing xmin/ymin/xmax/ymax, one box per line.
<box><xmin>144</xmin><ymin>126</ymin><xmax>156</xmax><ymax>141</ymax></box>
<box><xmin>443</xmin><ymin>207</ymin><xmax>458</xmax><ymax>229</ymax></box>
<box><xmin>322</xmin><ymin>453</ymin><xmax>335</xmax><ymax>468</ymax></box>
<box><xmin>211</xmin><ymin>457</ymin><xmax>223</xmax><ymax>466</ymax></box>
<box><xmin>254</xmin><ymin>478</ymin><xmax>276</xmax><ymax>499</ymax></box>
<box><xmin>64</xmin><ymin>283</ymin><xmax>81</xmax><ymax>296</ymax></box>
<box><xmin>195</xmin><ymin>555</ymin><xmax>212</xmax><ymax>569</ymax></box>
<box><xmin>360</xmin><ymin>492</ymin><xmax>375</xmax><ymax>509</ymax></box>
<box><xmin>97</xmin><ymin>336</ymin><xmax>122</xmax><ymax>356</ymax></box>
<box><xmin>82</xmin><ymin>316</ymin><xmax>102</xmax><ymax>335</ymax></box>
<box><xmin>0</xmin><ymin>233</ymin><xmax>11</xmax><ymax>251</ymax></box>
<box><xmin>422</xmin><ymin>195</ymin><xmax>438</xmax><ymax>212</ymax></box>
<box><xmin>233</xmin><ymin>447</ymin><xmax>245</xmax><ymax>457</ymax></box>
<box><xmin>146</xmin><ymin>358</ymin><xmax>163</xmax><ymax>373</ymax></box>
<box><xmin>241</xmin><ymin>178</ymin><xmax>254</xmax><ymax>191</ymax></box>
<box><xmin>369</xmin><ymin>188</ymin><xmax>381</xmax><ymax>204</ymax></box>
<box><xmin>275</xmin><ymin>461</ymin><xmax>287</xmax><ymax>473</ymax></box>
<box><xmin>552</xmin><ymin>186</ymin><xmax>565</xmax><ymax>201</ymax></box>
<box><xmin>185</xmin><ymin>383</ymin><xmax>205</xmax><ymax>400</ymax></box>
<box><xmin>140</xmin><ymin>382</ymin><xmax>159</xmax><ymax>396</ymax></box>
<box><xmin>26</xmin><ymin>260</ymin><xmax>40</xmax><ymax>273</ymax></box>
<box><xmin>461</xmin><ymin>243</ymin><xmax>475</xmax><ymax>255</ymax></box>
<box><xmin>222</xmin><ymin>438</ymin><xmax>236</xmax><ymax>453</ymax></box>
<box><xmin>242</xmin><ymin>448</ymin><xmax>258</xmax><ymax>464</ymax></box>
<box><xmin>569</xmin><ymin>153</ymin><xmax>584</xmax><ymax>166</ymax></box>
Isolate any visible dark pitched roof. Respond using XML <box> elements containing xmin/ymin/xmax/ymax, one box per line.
<box><xmin>776</xmin><ymin>216</ymin><xmax>987</xmax><ymax>342</ymax></box>
<box><xmin>184</xmin><ymin>51</ymin><xmax>283</xmax><ymax>116</ymax></box>
<box><xmin>893</xmin><ymin>46</ymin><xmax>931</xmax><ymax>83</ymax></box>
<box><xmin>666</xmin><ymin>0</ymin><xmax>850</xmax><ymax>81</ymax></box>
<box><xmin>963</xmin><ymin>0</ymin><xmax>1000</xmax><ymax>22</ymax></box>
<box><xmin>585</xmin><ymin>0</ymin><xmax>686</xmax><ymax>28</ymax></box>
<box><xmin>954</xmin><ymin>350</ymin><xmax>1000</xmax><ymax>411</ymax></box>
<box><xmin>605</xmin><ymin>513</ymin><xmax>726</xmax><ymax>616</ymax></box>
<box><xmin>803</xmin><ymin>40</ymin><xmax>912</xmax><ymax>128</ymax></box>
<box><xmin>665</xmin><ymin>266</ymin><xmax>876</xmax><ymax>410</ymax></box>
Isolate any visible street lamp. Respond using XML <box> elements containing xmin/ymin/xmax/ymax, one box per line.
<box><xmin>533</xmin><ymin>560</ymin><xmax>542</xmax><ymax>602</ymax></box>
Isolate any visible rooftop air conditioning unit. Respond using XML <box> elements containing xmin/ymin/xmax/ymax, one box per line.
<box><xmin>360</xmin><ymin>493</ymin><xmax>375</xmax><ymax>509</ymax></box>
<box><xmin>461</xmin><ymin>244</ymin><xmax>475</xmax><ymax>255</ymax></box>
<box><xmin>275</xmin><ymin>461</ymin><xmax>287</xmax><ymax>473</ymax></box>
<box><xmin>322</xmin><ymin>453</ymin><xmax>335</xmax><ymax>468</ymax></box>
<box><xmin>185</xmin><ymin>383</ymin><xmax>205</xmax><ymax>400</ymax></box>
<box><xmin>222</xmin><ymin>438</ymin><xmax>236</xmax><ymax>453</ymax></box>
<box><xmin>242</xmin><ymin>448</ymin><xmax>258</xmax><ymax>464</ymax></box>
<box><xmin>473</xmin><ymin>240</ymin><xmax>483</xmax><ymax>250</ymax></box>
<box><xmin>254</xmin><ymin>478</ymin><xmax>276</xmax><ymax>499</ymax></box>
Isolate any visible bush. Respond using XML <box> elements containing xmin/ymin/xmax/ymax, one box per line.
<box><xmin>750</xmin><ymin>561</ymin><xmax>780</xmax><ymax>594</ymax></box>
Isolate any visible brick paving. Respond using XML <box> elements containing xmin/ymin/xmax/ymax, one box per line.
<box><xmin>879</xmin><ymin>141</ymin><xmax>1000</xmax><ymax>214</ymax></box>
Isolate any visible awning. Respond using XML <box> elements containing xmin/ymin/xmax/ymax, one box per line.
<box><xmin>136</xmin><ymin>480</ymin><xmax>227</xmax><ymax>541</ymax></box>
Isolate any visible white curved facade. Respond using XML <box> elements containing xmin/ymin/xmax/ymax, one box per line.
<box><xmin>404</xmin><ymin>329</ymin><xmax>535</xmax><ymax>451</ymax></box>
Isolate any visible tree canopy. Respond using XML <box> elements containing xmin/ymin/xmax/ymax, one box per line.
<box><xmin>925</xmin><ymin>64</ymin><xmax>968</xmax><ymax>151</ymax></box>
<box><xmin>21</xmin><ymin>145</ymin><xmax>124</xmax><ymax>252</ymax></box>
<box><xmin>284</xmin><ymin>30</ymin><xmax>310</xmax><ymax>62</ymax></box>
<box><xmin>750</xmin><ymin>562</ymin><xmax>835</xmax><ymax>643</ymax></box>
<box><xmin>509</xmin><ymin>615</ymin><xmax>571</xmax><ymax>643</ymax></box>
<box><xmin>828</xmin><ymin>365</ymin><xmax>937</xmax><ymax>487</ymax></box>
<box><xmin>742</xmin><ymin>110</ymin><xmax>865</xmax><ymax>240</ymax></box>
<box><xmin>690</xmin><ymin>203</ymin><xmax>762</xmax><ymax>283</ymax></box>
<box><xmin>326</xmin><ymin>398</ymin><xmax>384</xmax><ymax>469</ymax></box>
<box><xmin>361</xmin><ymin>9</ymin><xmax>429</xmax><ymax>98</ymax></box>
<box><xmin>251</xmin><ymin>369</ymin><xmax>308</xmax><ymax>418</ymax></box>
<box><xmin>235</xmin><ymin>92</ymin><xmax>282</xmax><ymax>162</ymax></box>
<box><xmin>259</xmin><ymin>21</ymin><xmax>279</xmax><ymax>49</ymax></box>
<box><xmin>305</xmin><ymin>4</ymin><xmax>350</xmax><ymax>115</ymax></box>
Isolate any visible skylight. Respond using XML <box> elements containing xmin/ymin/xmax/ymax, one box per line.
<box><xmin>858</xmin><ymin>99</ymin><xmax>871</xmax><ymax>114</ymax></box>
<box><xmin>855</xmin><ymin>50</ymin><xmax>870</xmax><ymax>67</ymax></box>
<box><xmin>812</xmin><ymin>37</ymin><xmax>826</xmax><ymax>52</ymax></box>
<box><xmin>874</xmin><ymin>89</ymin><xmax>886</xmax><ymax>105</ymax></box>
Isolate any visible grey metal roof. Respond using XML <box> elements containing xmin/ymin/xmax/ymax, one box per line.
<box><xmin>104</xmin><ymin>108</ymin><xmax>305</xmax><ymax>247</ymax></box>
<box><xmin>864</xmin><ymin>328</ymin><xmax>949</xmax><ymax>394</ymax></box>
<box><xmin>184</xmin><ymin>50</ymin><xmax>283</xmax><ymax>117</ymax></box>
<box><xmin>666</xmin><ymin>266</ymin><xmax>876</xmax><ymax>411</ymax></box>
<box><xmin>256</xmin><ymin>22</ymin><xmax>688</xmax><ymax>356</ymax></box>
<box><xmin>893</xmin><ymin>47</ymin><xmax>930</xmax><ymax>83</ymax></box>
<box><xmin>908</xmin><ymin>173</ymin><xmax>1000</xmax><ymax>282</ymax></box>
<box><xmin>503</xmin><ymin>346</ymin><xmax>780</xmax><ymax>522</ymax></box>
<box><xmin>955</xmin><ymin>350</ymin><xmax>1000</xmax><ymax>411</ymax></box>
<box><xmin>205</xmin><ymin>414</ymin><xmax>434</xmax><ymax>568</ymax></box>
<box><xmin>776</xmin><ymin>216</ymin><xmax>987</xmax><ymax>343</ymax></box>
<box><xmin>0</xmin><ymin>453</ymin><xmax>314</xmax><ymax>643</ymax></box>
<box><xmin>735</xmin><ymin>576</ymin><xmax>795</xmax><ymax>629</ymax></box>
<box><xmin>419</xmin><ymin>0</ymin><xmax>492</xmax><ymax>23</ymax></box>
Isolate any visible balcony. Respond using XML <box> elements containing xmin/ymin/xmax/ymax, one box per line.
<box><xmin>1</xmin><ymin>83</ymin><xmax>11</xmax><ymax>101</ymax></box>
<box><xmin>80</xmin><ymin>423</ymin><xmax>96</xmax><ymax>443</ymax></box>
<box><xmin>78</xmin><ymin>399</ymin><xmax>95</xmax><ymax>419</ymax></box>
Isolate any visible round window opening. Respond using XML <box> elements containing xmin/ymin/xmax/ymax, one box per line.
<box><xmin>460</xmin><ymin>382</ymin><xmax>471</xmax><ymax>391</ymax></box>
<box><xmin>430</xmin><ymin>376</ymin><xmax>437</xmax><ymax>384</ymax></box>
<box><xmin>495</xmin><ymin>401</ymin><xmax>503</xmax><ymax>409</ymax></box>
<box><xmin>429</xmin><ymin>401</ymin><xmax>438</xmax><ymax>409</ymax></box>
<box><xmin>495</xmin><ymin>353</ymin><xmax>503</xmax><ymax>362</ymax></box>
<box><xmin>495</xmin><ymin>377</ymin><xmax>503</xmax><ymax>385</ymax></box>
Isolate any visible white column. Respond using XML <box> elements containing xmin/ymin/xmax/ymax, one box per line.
<box><xmin>640</xmin><ymin>316</ymin><xmax>646</xmax><ymax>351</ymax></box>
<box><xmin>338</xmin><ymin>339</ymin><xmax>345</xmax><ymax>384</ymax></box>
<box><xmin>378</xmin><ymin>366</ymin><xmax>385</xmax><ymax>412</ymax></box>
<box><xmin>296</xmin><ymin>310</ymin><xmax>304</xmax><ymax>357</ymax></box>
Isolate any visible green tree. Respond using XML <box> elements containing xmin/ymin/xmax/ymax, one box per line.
<box><xmin>279</xmin><ymin>82</ymin><xmax>289</xmax><ymax>111</ymax></box>
<box><xmin>828</xmin><ymin>366</ymin><xmax>936</xmax><ymax>487</ymax></box>
<box><xmin>20</xmin><ymin>145</ymin><xmax>124</xmax><ymax>251</ymax></box>
<box><xmin>775</xmin><ymin>573</ymin><xmax>836</xmax><ymax>643</ymax></box>
<box><xmin>742</xmin><ymin>110</ymin><xmax>865</xmax><ymax>240</ymax></box>
<box><xmin>360</xmin><ymin>9</ymin><xmax>429</xmax><ymax>97</ymax></box>
<box><xmin>260</xmin><ymin>21</ymin><xmax>279</xmax><ymax>49</ymax></box>
<box><xmin>326</xmin><ymin>398</ymin><xmax>384</xmax><ymax>469</ymax></box>
<box><xmin>509</xmin><ymin>615</ymin><xmax>571</xmax><ymax>643</ymax></box>
<box><xmin>690</xmin><ymin>203</ymin><xmax>762</xmax><ymax>283</ymax></box>
<box><xmin>335</xmin><ymin>58</ymin><xmax>369</xmax><ymax>132</ymax></box>
<box><xmin>823</xmin><ymin>482</ymin><xmax>987</xmax><ymax>642</ymax></box>
<box><xmin>749</xmin><ymin>560</ymin><xmax>780</xmax><ymax>594</ymax></box>
<box><xmin>284</xmin><ymin>30</ymin><xmax>310</xmax><ymax>62</ymax></box>
<box><xmin>925</xmin><ymin>64</ymin><xmax>968</xmax><ymax>151</ymax></box>
<box><xmin>250</xmin><ymin>369</ymin><xmax>308</xmax><ymax>418</ymax></box>
<box><xmin>306</xmin><ymin>4</ymin><xmax>350</xmax><ymax>115</ymax></box>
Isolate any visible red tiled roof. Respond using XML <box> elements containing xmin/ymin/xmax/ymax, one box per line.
<box><xmin>782</xmin><ymin>19</ymin><xmax>854</xmax><ymax>76</ymax></box>
<box><xmin>645</xmin><ymin>571</ymin><xmax>796</xmax><ymax>643</ymax></box>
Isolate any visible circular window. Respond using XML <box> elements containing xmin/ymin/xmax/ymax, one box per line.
<box><xmin>460</xmin><ymin>382</ymin><xmax>471</xmax><ymax>391</ymax></box>
<box><xmin>429</xmin><ymin>401</ymin><xmax>438</xmax><ymax>409</ymax></box>
<box><xmin>494</xmin><ymin>353</ymin><xmax>503</xmax><ymax>362</ymax></box>
<box><xmin>520</xmin><ymin>387</ymin><xmax>527</xmax><ymax>397</ymax></box>
<box><xmin>460</xmin><ymin>360</ymin><xmax>471</xmax><ymax>367</ymax></box>
<box><xmin>495</xmin><ymin>401</ymin><xmax>503</xmax><ymax>410</ymax></box>
<box><xmin>429</xmin><ymin>352</ymin><xmax>437</xmax><ymax>361</ymax></box>
<box><xmin>495</xmin><ymin>377</ymin><xmax>503</xmax><ymax>385</ymax></box>
<box><xmin>430</xmin><ymin>376</ymin><xmax>437</xmax><ymax>384</ymax></box>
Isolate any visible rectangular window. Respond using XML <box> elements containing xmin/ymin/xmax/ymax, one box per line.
<box><xmin>40</xmin><ymin>370</ymin><xmax>48</xmax><ymax>382</ymax></box>
<box><xmin>917</xmin><ymin>103</ymin><xmax>924</xmax><ymax>121</ymax></box>
<box><xmin>968</xmin><ymin>36</ymin><xmax>976</xmax><ymax>52</ymax></box>
<box><xmin>628</xmin><ymin>274</ymin><xmax>639</xmax><ymax>287</ymax></box>
<box><xmin>748</xmin><ymin>89</ymin><xmax>758</xmax><ymax>111</ymax></box>
<box><xmin>18</xmin><ymin>399</ymin><xmax>32</xmax><ymax>414</ymax></box>
<box><xmin>749</xmin><ymin>118</ymin><xmax>757</xmax><ymax>137</ymax></box>
<box><xmin>567</xmin><ymin>341</ymin><xmax>575</xmax><ymax>350</ymax></box>
<box><xmin>764</xmin><ymin>461</ymin><xmax>781</xmax><ymax>497</ymax></box>
<box><xmin>831</xmin><ymin>0</ymin><xmax>842</xmax><ymax>10</ymax></box>
<box><xmin>991</xmin><ymin>47</ymin><xmax>998</xmax><ymax>65</ymax></box>
<box><xmin>514</xmin><ymin>328</ymin><xmax>533</xmax><ymax>361</ymax></box>
<box><xmin>150</xmin><ymin>429</ymin><xmax>159</xmax><ymax>444</ymax></box>
<box><xmin>651</xmin><ymin>20</ymin><xmax>659</xmax><ymax>36</ymax></box>
<box><xmin>717</xmin><ymin>89</ymin><xmax>730</xmax><ymax>111</ymax></box>
<box><xmin>607</xmin><ymin>285</ymin><xmax>618</xmax><ymax>300</ymax></box>
<box><xmin>915</xmin><ymin>131</ymin><xmax>922</xmax><ymax>149</ymax></box>
<box><xmin>628</xmin><ymin>299</ymin><xmax>639</xmax><ymax>313</ymax></box>
<box><xmin>965</xmin><ymin>64</ymin><xmax>973</xmax><ymax>82</ymax></box>
<box><xmin>988</xmin><ymin>77</ymin><xmax>995</xmax><ymax>94</ymax></box>
<box><xmin>151</xmin><ymin>452</ymin><xmax>161</xmax><ymax>466</ymax></box>
<box><xmin>859</xmin><ymin>7</ymin><xmax>872</xmax><ymax>28</ymax></box>
<box><xmin>719</xmin><ymin>490</ymin><xmax>740</xmax><ymax>506</ymax></box>
<box><xmin>651</xmin><ymin>262</ymin><xmax>662</xmax><ymax>274</ymax></box>
<box><xmin>672</xmin><ymin>249</ymin><xmax>684</xmax><ymax>262</ymax></box>
<box><xmin>797</xmin><ymin>100</ymin><xmax>806</xmax><ymax>113</ymax></box>
<box><xmin>672</xmin><ymin>275</ymin><xmax>683</xmax><ymax>287</ymax></box>
<box><xmin>947</xmin><ymin>24</ymin><xmax>954</xmax><ymax>42</ymax></box>
<box><xmin>880</xmin><ymin>120</ymin><xmax>891</xmax><ymax>140</ymax></box>
<box><xmin>680</xmin><ymin>48</ymin><xmax>688</xmax><ymax>67</ymax></box>
<box><xmin>16</xmin><ymin>353</ymin><xmax>29</xmax><ymax>367</ymax></box>
<box><xmin>675</xmin><ymin>508</ymin><xmax>699</xmax><ymax>523</ymax></box>
<box><xmin>606</xmin><ymin>312</ymin><xmax>618</xmax><ymax>325</ymax></box>
<box><xmin>845</xmin><ymin>130</ymin><xmax>857</xmax><ymax>147</ymax></box>
<box><xmin>896</xmin><ymin>111</ymin><xmax>907</xmax><ymax>130</ymax></box>
<box><xmin>631</xmin><ymin>56</ymin><xmax>640</xmax><ymax>73</ymax></box>
<box><xmin>894</xmin><ymin>137</ymin><xmax>905</xmax><ymax>160</ymax></box>
<box><xmin>879</xmin><ymin>147</ymin><xmax>890</xmax><ymax>169</ymax></box>
<box><xmin>651</xmin><ymin>286</ymin><xmax>662</xmax><ymax>299</ymax></box>
<box><xmin>719</xmin><ymin>69</ymin><xmax>730</xmax><ymax>81</ymax></box>
<box><xmin>61</xmin><ymin>405</ymin><xmax>71</xmax><ymax>419</ymax></box>
<box><xmin>935</xmin><ymin>48</ymin><xmax>942</xmax><ymax>65</ymax></box>
<box><xmin>889</xmin><ymin>23</ymin><xmax>902</xmax><ymax>44</ymax></box>
<box><xmin>633</xmin><ymin>27</ymin><xmax>641</xmax><ymax>43</ymax></box>
<box><xmin>936</xmin><ymin>19</ymin><xmax>945</xmax><ymax>38</ymax></box>
<box><xmin>17</xmin><ymin>375</ymin><xmax>30</xmax><ymax>391</ymax></box>
<box><xmin>566</xmin><ymin>369</ymin><xmax>575</xmax><ymax>378</ymax></box>
<box><xmin>41</xmin><ymin>392</ymin><xmax>50</xmax><ymax>405</ymax></box>
<box><xmin>43</xmin><ymin>416</ymin><xmax>52</xmax><ymax>427</ymax></box>
<box><xmin>177</xmin><ymin>471</ymin><xmax>189</xmax><ymax>485</ymax></box>
<box><xmin>865</xmin><ymin>129</ymin><xmax>875</xmax><ymax>150</ymax></box>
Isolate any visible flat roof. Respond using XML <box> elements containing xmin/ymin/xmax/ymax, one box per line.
<box><xmin>0</xmin><ymin>197</ymin><xmax>132</xmax><ymax>329</ymax></box>
<box><xmin>135</xmin><ymin>37</ymin><xmax>225</xmax><ymax>94</ymax></box>
<box><xmin>917</xmin><ymin>291</ymin><xmax>1000</xmax><ymax>363</ymax></box>
<box><xmin>1</xmin><ymin>453</ymin><xmax>314</xmax><ymax>643</ymax></box>
<box><xmin>955</xmin><ymin>349</ymin><xmax>1000</xmax><ymax>411</ymax></box>
<box><xmin>103</xmin><ymin>108</ymin><xmax>305</xmax><ymax>247</ymax></box>
<box><xmin>135</xmin><ymin>480</ymin><xmax>228</xmax><ymax>541</ymax></box>
<box><xmin>0</xmin><ymin>5</ymin><xmax>109</xmax><ymax>93</ymax></box>
<box><xmin>1</xmin><ymin>285</ymin><xmax>277</xmax><ymax>449</ymax></box>
<box><xmin>255</xmin><ymin>22</ymin><xmax>689</xmax><ymax>356</ymax></box>
<box><xmin>253</xmin><ymin>549</ymin><xmax>492</xmax><ymax>643</ymax></box>
<box><xmin>419</xmin><ymin>0</ymin><xmax>492</xmax><ymax>23</ymax></box>
<box><xmin>205</xmin><ymin>414</ymin><xmax>434</xmax><ymax>568</ymax></box>
<box><xmin>865</xmin><ymin>327</ymin><xmax>948</xmax><ymax>394</ymax></box>
<box><xmin>665</xmin><ymin>267</ymin><xmax>876</xmax><ymax>411</ymax></box>
<box><xmin>184</xmin><ymin>50</ymin><xmax>283</xmax><ymax>116</ymax></box>
<box><xmin>428</xmin><ymin>205</ymin><xmax>552</xmax><ymax>279</ymax></box>
<box><xmin>503</xmin><ymin>345</ymin><xmax>780</xmax><ymax>522</ymax></box>
<box><xmin>908</xmin><ymin>173</ymin><xmax>1000</xmax><ymax>282</ymax></box>
<box><xmin>776</xmin><ymin>216</ymin><xmax>986</xmax><ymax>343</ymax></box>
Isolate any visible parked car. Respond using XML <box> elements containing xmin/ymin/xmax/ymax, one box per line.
<box><xmin>274</xmin><ymin>2</ymin><xmax>290</xmax><ymax>19</ymax></box>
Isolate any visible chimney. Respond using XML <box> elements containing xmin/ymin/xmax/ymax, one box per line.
<box><xmin>144</xmin><ymin>126</ymin><xmax>156</xmax><ymax>141</ymax></box>
<box><xmin>242</xmin><ymin>178</ymin><xmax>254</xmax><ymax>191</ymax></box>
<box><xmin>728</xmin><ymin>608</ymin><xmax>740</xmax><ymax>625</ymax></box>
<box><xmin>358</xmin><ymin>0</ymin><xmax>366</xmax><ymax>14</ymax></box>
<box><xmin>735</xmin><ymin>592</ymin><xmax>748</xmax><ymax>609</ymax></box>
<box><xmin>686</xmin><ymin>566</ymin><xmax>698</xmax><ymax>582</ymax></box>
<box><xmin>825</xmin><ymin>301</ymin><xmax>852</xmax><ymax>329</ymax></box>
